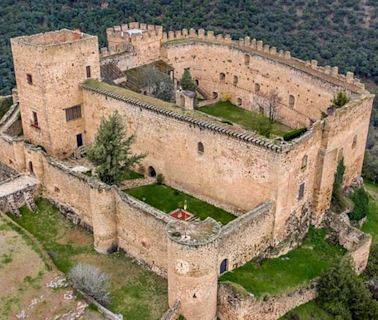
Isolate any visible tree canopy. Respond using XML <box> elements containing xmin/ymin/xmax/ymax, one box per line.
<box><xmin>87</xmin><ymin>111</ymin><xmax>144</xmax><ymax>185</ymax></box>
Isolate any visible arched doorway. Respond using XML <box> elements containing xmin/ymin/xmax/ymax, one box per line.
<box><xmin>148</xmin><ymin>166</ymin><xmax>156</xmax><ymax>177</ymax></box>
<box><xmin>220</xmin><ymin>259</ymin><xmax>228</xmax><ymax>274</ymax></box>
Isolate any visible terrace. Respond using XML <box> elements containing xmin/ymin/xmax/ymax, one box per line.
<box><xmin>219</xmin><ymin>228</ymin><xmax>345</xmax><ymax>297</ymax></box>
<box><xmin>124</xmin><ymin>184</ymin><xmax>236</xmax><ymax>225</ymax></box>
<box><xmin>198</xmin><ymin>100</ymin><xmax>294</xmax><ymax>138</ymax></box>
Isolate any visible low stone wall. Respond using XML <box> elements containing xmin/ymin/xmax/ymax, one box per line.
<box><xmin>217</xmin><ymin>282</ymin><xmax>317</xmax><ymax>320</ymax></box>
<box><xmin>325</xmin><ymin>211</ymin><xmax>372</xmax><ymax>273</ymax></box>
<box><xmin>161</xmin><ymin>300</ymin><xmax>181</xmax><ymax>320</ymax></box>
<box><xmin>0</xmin><ymin>162</ymin><xmax>17</xmax><ymax>182</ymax></box>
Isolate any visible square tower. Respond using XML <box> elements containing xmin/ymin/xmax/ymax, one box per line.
<box><xmin>11</xmin><ymin>29</ymin><xmax>100</xmax><ymax>158</ymax></box>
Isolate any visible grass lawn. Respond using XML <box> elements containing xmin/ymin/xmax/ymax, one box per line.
<box><xmin>280</xmin><ymin>301</ymin><xmax>335</xmax><ymax>320</ymax></box>
<box><xmin>125</xmin><ymin>184</ymin><xmax>236</xmax><ymax>225</ymax></box>
<box><xmin>11</xmin><ymin>199</ymin><xmax>168</xmax><ymax>320</ymax></box>
<box><xmin>362</xmin><ymin>181</ymin><xmax>378</xmax><ymax>243</ymax></box>
<box><xmin>199</xmin><ymin>101</ymin><xmax>292</xmax><ymax>137</ymax></box>
<box><xmin>219</xmin><ymin>228</ymin><xmax>345</xmax><ymax>297</ymax></box>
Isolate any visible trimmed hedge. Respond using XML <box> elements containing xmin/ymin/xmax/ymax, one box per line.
<box><xmin>283</xmin><ymin>128</ymin><xmax>307</xmax><ymax>141</ymax></box>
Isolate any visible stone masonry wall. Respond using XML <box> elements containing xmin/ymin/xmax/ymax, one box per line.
<box><xmin>217</xmin><ymin>282</ymin><xmax>317</xmax><ymax>320</ymax></box>
<box><xmin>218</xmin><ymin>202</ymin><xmax>274</xmax><ymax>271</ymax></box>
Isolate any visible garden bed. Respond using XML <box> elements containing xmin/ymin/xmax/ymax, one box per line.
<box><xmin>125</xmin><ymin>183</ymin><xmax>236</xmax><ymax>225</ymax></box>
<box><xmin>10</xmin><ymin>199</ymin><xmax>168</xmax><ymax>320</ymax></box>
<box><xmin>219</xmin><ymin>228</ymin><xmax>345</xmax><ymax>297</ymax></box>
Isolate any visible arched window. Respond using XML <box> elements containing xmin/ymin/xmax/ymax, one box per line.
<box><xmin>352</xmin><ymin>135</ymin><xmax>357</xmax><ymax>149</ymax></box>
<box><xmin>219</xmin><ymin>73</ymin><xmax>226</xmax><ymax>81</ymax></box>
<box><xmin>237</xmin><ymin>98</ymin><xmax>242</xmax><ymax>106</ymax></box>
<box><xmin>198</xmin><ymin>142</ymin><xmax>204</xmax><ymax>154</ymax></box>
<box><xmin>233</xmin><ymin>75</ymin><xmax>238</xmax><ymax>86</ymax></box>
<box><xmin>195</xmin><ymin>79</ymin><xmax>199</xmax><ymax>86</ymax></box>
<box><xmin>220</xmin><ymin>259</ymin><xmax>228</xmax><ymax>274</ymax></box>
<box><xmin>244</xmin><ymin>54</ymin><xmax>250</xmax><ymax>66</ymax></box>
<box><xmin>289</xmin><ymin>95</ymin><xmax>295</xmax><ymax>108</ymax></box>
<box><xmin>255</xmin><ymin>83</ymin><xmax>260</xmax><ymax>93</ymax></box>
<box><xmin>148</xmin><ymin>166</ymin><xmax>156</xmax><ymax>177</ymax></box>
<box><xmin>301</xmin><ymin>155</ymin><xmax>308</xmax><ymax>170</ymax></box>
<box><xmin>212</xmin><ymin>92</ymin><xmax>218</xmax><ymax>99</ymax></box>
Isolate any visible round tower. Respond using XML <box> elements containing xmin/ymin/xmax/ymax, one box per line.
<box><xmin>166</xmin><ymin>219</ymin><xmax>220</xmax><ymax>320</ymax></box>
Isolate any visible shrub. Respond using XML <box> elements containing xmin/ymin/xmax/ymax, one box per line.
<box><xmin>317</xmin><ymin>258</ymin><xmax>378</xmax><ymax>319</ymax></box>
<box><xmin>180</xmin><ymin>69</ymin><xmax>196</xmax><ymax>91</ymax></box>
<box><xmin>349</xmin><ymin>187</ymin><xmax>369</xmax><ymax>221</ymax></box>
<box><xmin>332</xmin><ymin>91</ymin><xmax>350</xmax><ymax>108</ymax></box>
<box><xmin>69</xmin><ymin>263</ymin><xmax>111</xmax><ymax>305</ymax></box>
<box><xmin>365</xmin><ymin>244</ymin><xmax>378</xmax><ymax>279</ymax></box>
<box><xmin>156</xmin><ymin>173</ymin><xmax>164</xmax><ymax>184</ymax></box>
<box><xmin>282</xmin><ymin>128</ymin><xmax>307</xmax><ymax>141</ymax></box>
<box><xmin>331</xmin><ymin>159</ymin><xmax>349</xmax><ymax>213</ymax></box>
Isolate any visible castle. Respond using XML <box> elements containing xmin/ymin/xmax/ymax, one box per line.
<box><xmin>0</xmin><ymin>23</ymin><xmax>374</xmax><ymax>319</ymax></box>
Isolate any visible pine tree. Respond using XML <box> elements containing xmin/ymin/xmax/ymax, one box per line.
<box><xmin>87</xmin><ymin>112</ymin><xmax>145</xmax><ymax>185</ymax></box>
<box><xmin>180</xmin><ymin>69</ymin><xmax>197</xmax><ymax>92</ymax></box>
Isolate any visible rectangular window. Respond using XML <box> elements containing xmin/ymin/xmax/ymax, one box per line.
<box><xmin>65</xmin><ymin>105</ymin><xmax>82</xmax><ymax>122</ymax></box>
<box><xmin>27</xmin><ymin>74</ymin><xmax>33</xmax><ymax>85</ymax></box>
<box><xmin>298</xmin><ymin>182</ymin><xmax>305</xmax><ymax>200</ymax></box>
<box><xmin>86</xmin><ymin>66</ymin><xmax>91</xmax><ymax>78</ymax></box>
<box><xmin>76</xmin><ymin>133</ymin><xmax>83</xmax><ymax>147</ymax></box>
<box><xmin>31</xmin><ymin>111</ymin><xmax>39</xmax><ymax>128</ymax></box>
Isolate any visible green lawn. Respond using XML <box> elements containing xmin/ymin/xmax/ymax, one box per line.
<box><xmin>362</xmin><ymin>181</ymin><xmax>378</xmax><ymax>243</ymax></box>
<box><xmin>219</xmin><ymin>228</ymin><xmax>345</xmax><ymax>297</ymax></box>
<box><xmin>280</xmin><ymin>301</ymin><xmax>335</xmax><ymax>320</ymax></box>
<box><xmin>11</xmin><ymin>199</ymin><xmax>168</xmax><ymax>320</ymax></box>
<box><xmin>121</xmin><ymin>169</ymin><xmax>144</xmax><ymax>180</ymax></box>
<box><xmin>125</xmin><ymin>184</ymin><xmax>236</xmax><ymax>225</ymax></box>
<box><xmin>199</xmin><ymin>101</ymin><xmax>292</xmax><ymax>137</ymax></box>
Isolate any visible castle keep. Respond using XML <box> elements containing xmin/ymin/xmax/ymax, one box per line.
<box><xmin>0</xmin><ymin>23</ymin><xmax>374</xmax><ymax>319</ymax></box>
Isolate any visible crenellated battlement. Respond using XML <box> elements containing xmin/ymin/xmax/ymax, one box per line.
<box><xmin>103</xmin><ymin>22</ymin><xmax>163</xmax><ymax>56</ymax></box>
<box><xmin>160</xmin><ymin>27</ymin><xmax>364</xmax><ymax>92</ymax></box>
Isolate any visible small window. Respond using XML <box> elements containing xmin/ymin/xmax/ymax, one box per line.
<box><xmin>31</xmin><ymin>111</ymin><xmax>39</xmax><ymax>128</ymax></box>
<box><xmin>352</xmin><ymin>135</ymin><xmax>357</xmax><ymax>149</ymax></box>
<box><xmin>212</xmin><ymin>92</ymin><xmax>218</xmax><ymax>99</ymax></box>
<box><xmin>195</xmin><ymin>79</ymin><xmax>199</xmax><ymax>86</ymax></box>
<box><xmin>76</xmin><ymin>133</ymin><xmax>83</xmax><ymax>147</ymax></box>
<box><xmin>27</xmin><ymin>74</ymin><xmax>33</xmax><ymax>85</ymax></box>
<box><xmin>65</xmin><ymin>105</ymin><xmax>82</xmax><ymax>121</ymax></box>
<box><xmin>237</xmin><ymin>98</ymin><xmax>242</xmax><ymax>106</ymax></box>
<box><xmin>233</xmin><ymin>75</ymin><xmax>238</xmax><ymax>86</ymax></box>
<box><xmin>298</xmin><ymin>183</ymin><xmax>305</xmax><ymax>200</ymax></box>
<box><xmin>198</xmin><ymin>142</ymin><xmax>204</xmax><ymax>154</ymax></box>
<box><xmin>244</xmin><ymin>54</ymin><xmax>250</xmax><ymax>66</ymax></box>
<box><xmin>301</xmin><ymin>155</ymin><xmax>308</xmax><ymax>170</ymax></box>
<box><xmin>289</xmin><ymin>95</ymin><xmax>295</xmax><ymax>108</ymax></box>
<box><xmin>86</xmin><ymin>66</ymin><xmax>91</xmax><ymax>78</ymax></box>
<box><xmin>255</xmin><ymin>83</ymin><xmax>260</xmax><ymax>93</ymax></box>
<box><xmin>219</xmin><ymin>73</ymin><xmax>225</xmax><ymax>81</ymax></box>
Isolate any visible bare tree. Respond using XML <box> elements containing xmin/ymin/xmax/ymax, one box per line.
<box><xmin>254</xmin><ymin>89</ymin><xmax>282</xmax><ymax>122</ymax></box>
<box><xmin>69</xmin><ymin>263</ymin><xmax>111</xmax><ymax>305</ymax></box>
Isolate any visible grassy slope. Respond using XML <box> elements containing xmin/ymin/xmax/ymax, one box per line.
<box><xmin>13</xmin><ymin>199</ymin><xmax>168</xmax><ymax>320</ymax></box>
<box><xmin>220</xmin><ymin>228</ymin><xmax>344</xmax><ymax>297</ymax></box>
<box><xmin>125</xmin><ymin>183</ymin><xmax>236</xmax><ymax>225</ymax></box>
<box><xmin>362</xmin><ymin>181</ymin><xmax>378</xmax><ymax>243</ymax></box>
<box><xmin>281</xmin><ymin>181</ymin><xmax>378</xmax><ymax>319</ymax></box>
<box><xmin>199</xmin><ymin>101</ymin><xmax>292</xmax><ymax>136</ymax></box>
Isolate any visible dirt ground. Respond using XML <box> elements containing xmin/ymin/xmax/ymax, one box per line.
<box><xmin>0</xmin><ymin>215</ymin><xmax>104</xmax><ymax>320</ymax></box>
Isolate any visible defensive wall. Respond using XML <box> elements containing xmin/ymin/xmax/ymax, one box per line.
<box><xmin>4</xmin><ymin>24</ymin><xmax>375</xmax><ymax>319</ymax></box>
